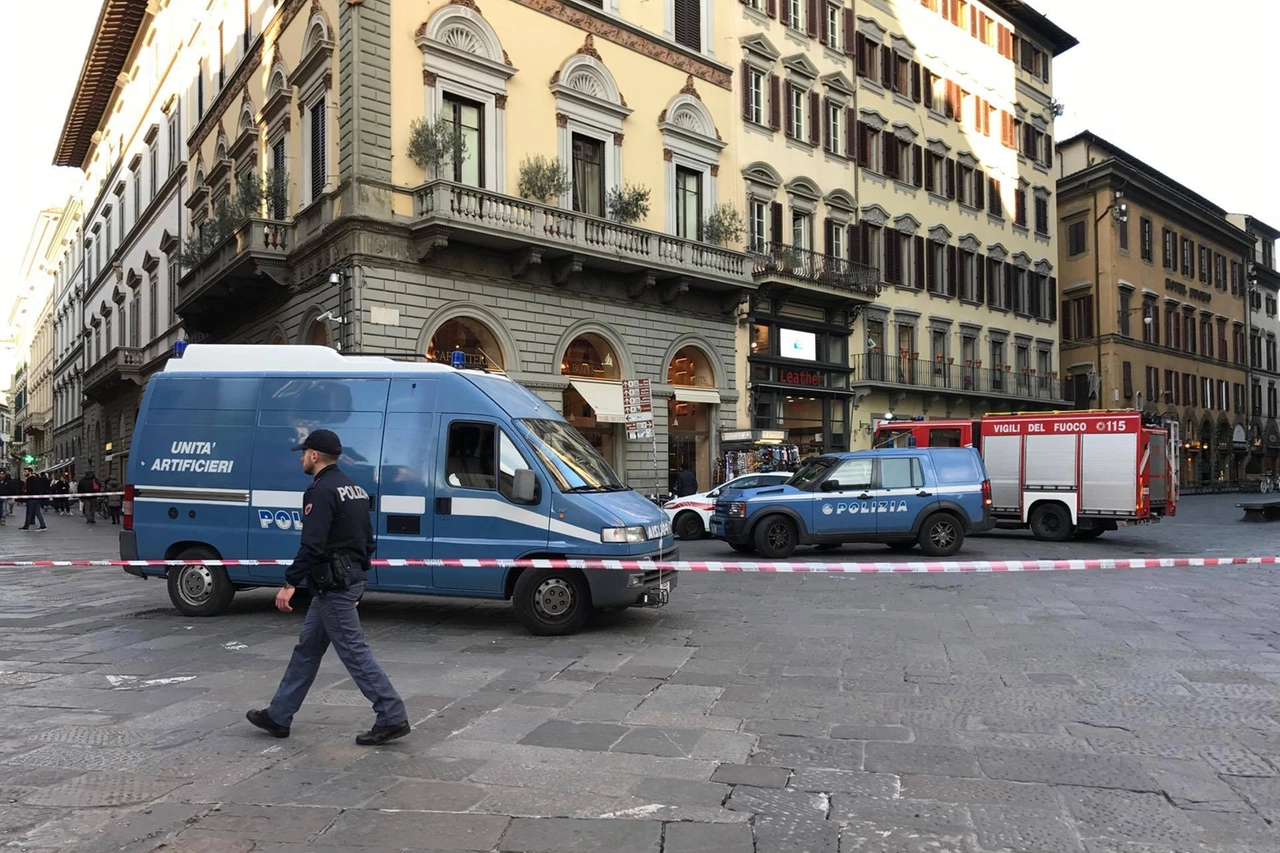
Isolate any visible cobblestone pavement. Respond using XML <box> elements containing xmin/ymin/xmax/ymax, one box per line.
<box><xmin>0</xmin><ymin>496</ymin><xmax>1278</xmax><ymax>852</ymax></box>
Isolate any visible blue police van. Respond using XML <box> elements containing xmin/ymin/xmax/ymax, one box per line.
<box><xmin>119</xmin><ymin>345</ymin><xmax>676</xmax><ymax>635</ymax></box>
<box><xmin>709</xmin><ymin>448</ymin><xmax>993</xmax><ymax>558</ymax></box>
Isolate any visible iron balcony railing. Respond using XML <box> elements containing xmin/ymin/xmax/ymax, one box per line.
<box><xmin>852</xmin><ymin>353</ymin><xmax>1070</xmax><ymax>403</ymax></box>
<box><xmin>751</xmin><ymin>241</ymin><xmax>882</xmax><ymax>298</ymax></box>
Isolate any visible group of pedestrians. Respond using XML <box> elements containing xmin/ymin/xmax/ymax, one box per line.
<box><xmin>0</xmin><ymin>468</ymin><xmax>120</xmax><ymax>529</ymax></box>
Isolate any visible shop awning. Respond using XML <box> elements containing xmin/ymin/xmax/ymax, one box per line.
<box><xmin>570</xmin><ymin>380</ymin><xmax>626</xmax><ymax>423</ymax></box>
<box><xmin>673</xmin><ymin>386</ymin><xmax>721</xmax><ymax>405</ymax></box>
<box><xmin>37</xmin><ymin>457</ymin><xmax>75</xmax><ymax>475</ymax></box>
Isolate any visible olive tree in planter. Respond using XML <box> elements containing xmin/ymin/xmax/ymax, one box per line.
<box><xmin>408</xmin><ymin>117</ymin><xmax>466</xmax><ymax>178</ymax></box>
<box><xmin>178</xmin><ymin>170</ymin><xmax>285</xmax><ymax>268</ymax></box>
<box><xmin>606</xmin><ymin>183</ymin><xmax>651</xmax><ymax>224</ymax></box>
<box><xmin>701</xmin><ymin>204</ymin><xmax>745</xmax><ymax>247</ymax></box>
<box><xmin>517</xmin><ymin>155</ymin><xmax>573</xmax><ymax>204</ymax></box>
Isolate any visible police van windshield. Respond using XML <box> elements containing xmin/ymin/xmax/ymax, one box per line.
<box><xmin>787</xmin><ymin>457</ymin><xmax>836</xmax><ymax>491</ymax></box>
<box><xmin>518</xmin><ymin>419</ymin><xmax>629</xmax><ymax>493</ymax></box>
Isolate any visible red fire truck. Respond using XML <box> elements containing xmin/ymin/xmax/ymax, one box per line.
<box><xmin>873</xmin><ymin>411</ymin><xmax>1177</xmax><ymax>541</ymax></box>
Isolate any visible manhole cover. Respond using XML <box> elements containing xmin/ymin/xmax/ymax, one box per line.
<box><xmin>23</xmin><ymin>772</ymin><xmax>185</xmax><ymax>807</ymax></box>
<box><xmin>37</xmin><ymin>727</ymin><xmax>143</xmax><ymax>747</ymax></box>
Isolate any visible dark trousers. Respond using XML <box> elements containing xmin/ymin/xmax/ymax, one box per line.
<box><xmin>267</xmin><ymin>580</ymin><xmax>406</xmax><ymax>728</ymax></box>
<box><xmin>108</xmin><ymin>505</ymin><xmax>121</xmax><ymax>524</ymax></box>
<box><xmin>23</xmin><ymin>499</ymin><xmax>45</xmax><ymax>529</ymax></box>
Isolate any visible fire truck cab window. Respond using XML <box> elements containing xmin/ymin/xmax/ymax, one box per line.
<box><xmin>928</xmin><ymin>428</ymin><xmax>963</xmax><ymax>448</ymax></box>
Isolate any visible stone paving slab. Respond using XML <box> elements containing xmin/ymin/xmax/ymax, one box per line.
<box><xmin>2</xmin><ymin>496</ymin><xmax>1280</xmax><ymax>850</ymax></box>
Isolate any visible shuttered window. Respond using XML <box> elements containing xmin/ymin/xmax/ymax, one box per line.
<box><xmin>271</xmin><ymin>138</ymin><xmax>287</xmax><ymax>219</ymax></box>
<box><xmin>310</xmin><ymin>100</ymin><xmax>326</xmax><ymax>199</ymax></box>
<box><xmin>674</xmin><ymin>0</ymin><xmax>701</xmax><ymax>50</ymax></box>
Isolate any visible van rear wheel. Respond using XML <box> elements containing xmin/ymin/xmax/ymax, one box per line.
<box><xmin>1029</xmin><ymin>503</ymin><xmax>1073</xmax><ymax>542</ymax></box>
<box><xmin>512</xmin><ymin>569</ymin><xmax>591</xmax><ymax>636</ymax></box>
<box><xmin>167</xmin><ymin>547</ymin><xmax>234</xmax><ymax>617</ymax></box>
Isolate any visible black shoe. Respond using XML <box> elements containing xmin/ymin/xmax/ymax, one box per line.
<box><xmin>246</xmin><ymin>709</ymin><xmax>290</xmax><ymax>738</ymax></box>
<box><xmin>356</xmin><ymin>720</ymin><xmax>410</xmax><ymax>746</ymax></box>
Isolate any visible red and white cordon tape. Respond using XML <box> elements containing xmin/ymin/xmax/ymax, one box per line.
<box><xmin>0</xmin><ymin>557</ymin><xmax>1274</xmax><ymax>574</ymax></box>
<box><xmin>4</xmin><ymin>491</ymin><xmax>127</xmax><ymax>500</ymax></box>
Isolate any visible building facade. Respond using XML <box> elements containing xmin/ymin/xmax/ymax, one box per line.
<box><xmin>1228</xmin><ymin>214</ymin><xmax>1280</xmax><ymax>474</ymax></box>
<box><xmin>50</xmin><ymin>200</ymin><xmax>86</xmax><ymax>474</ymax></box>
<box><xmin>1056</xmin><ymin>132</ymin><xmax>1254</xmax><ymax>486</ymax></box>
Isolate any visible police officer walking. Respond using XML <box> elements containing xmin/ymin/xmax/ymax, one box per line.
<box><xmin>247</xmin><ymin>429</ymin><xmax>410</xmax><ymax>746</ymax></box>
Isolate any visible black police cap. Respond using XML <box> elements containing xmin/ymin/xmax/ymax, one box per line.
<box><xmin>291</xmin><ymin>429</ymin><xmax>342</xmax><ymax>455</ymax></box>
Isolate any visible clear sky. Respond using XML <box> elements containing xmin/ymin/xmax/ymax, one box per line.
<box><xmin>3</xmin><ymin>0</ymin><xmax>1278</xmax><ymax>284</ymax></box>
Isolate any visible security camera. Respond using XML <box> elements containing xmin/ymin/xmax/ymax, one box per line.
<box><xmin>328</xmin><ymin>271</ymin><xmax>342</xmax><ymax>285</ymax></box>
<box><xmin>315</xmin><ymin>310</ymin><xmax>346</xmax><ymax>324</ymax></box>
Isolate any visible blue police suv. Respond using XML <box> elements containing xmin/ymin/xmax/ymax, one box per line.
<box><xmin>709</xmin><ymin>448</ymin><xmax>993</xmax><ymax>558</ymax></box>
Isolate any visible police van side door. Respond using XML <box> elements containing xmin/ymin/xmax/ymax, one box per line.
<box><xmin>875</xmin><ymin>455</ymin><xmax>936</xmax><ymax>537</ymax></box>
<box><xmin>374</xmin><ymin>379</ymin><xmax>439</xmax><ymax>592</ymax></box>
<box><xmin>247</xmin><ymin>378</ymin><xmax>388</xmax><ymax>583</ymax></box>
<box><xmin>432</xmin><ymin>416</ymin><xmax>551</xmax><ymax>594</ymax></box>
<box><xmin>809</xmin><ymin>457</ymin><xmax>876</xmax><ymax>540</ymax></box>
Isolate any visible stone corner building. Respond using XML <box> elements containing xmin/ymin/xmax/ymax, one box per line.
<box><xmin>60</xmin><ymin>0</ymin><xmax>761</xmax><ymax>491</ymax></box>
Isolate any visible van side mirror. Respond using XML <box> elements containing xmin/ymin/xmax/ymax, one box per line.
<box><xmin>512</xmin><ymin>468</ymin><xmax>538</xmax><ymax>504</ymax></box>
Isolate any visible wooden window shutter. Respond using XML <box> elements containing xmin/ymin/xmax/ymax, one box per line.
<box><xmin>855</xmin><ymin>33</ymin><xmax>867</xmax><ymax>77</ymax></box>
<box><xmin>914</xmin><ymin>236</ymin><xmax>926</xmax><ymax>289</ymax></box>
<box><xmin>1122</xmin><ymin>362</ymin><xmax>1133</xmax><ymax>398</ymax></box>
<box><xmin>970</xmin><ymin>6</ymin><xmax>978</xmax><ymax>36</ymax></box>
<box><xmin>807</xmin><ymin>0</ymin><xmax>819</xmax><ymax>38</ymax></box>
<box><xmin>988</xmin><ymin>178</ymin><xmax>1000</xmax><ymax>216</ymax></box>
<box><xmin>882</xmin><ymin>133</ymin><xmax>896</xmax><ymax>179</ymax></box>
<box><xmin>923</xmin><ymin>69</ymin><xmax>933</xmax><ymax>109</ymax></box>
<box><xmin>673</xmin><ymin>0</ymin><xmax>701</xmax><ymax>51</ymax></box>
<box><xmin>926</xmin><ymin>243</ymin><xmax>938</xmax><ymax>291</ymax></box>
<box><xmin>769</xmin><ymin>75</ymin><xmax>781</xmax><ymax>129</ymax></box>
<box><xmin>856</xmin><ymin>121</ymin><xmax>870</xmax><ymax>167</ymax></box>
<box><xmin>843</xmin><ymin>9</ymin><xmax>856</xmax><ymax>56</ymax></box>
<box><xmin>860</xmin><ymin>222</ymin><xmax>873</xmax><ymax>266</ymax></box>
<box><xmin>987</xmin><ymin>260</ymin><xmax>999</xmax><ymax>307</ymax></box>
<box><xmin>975</xmin><ymin>252</ymin><xmax>985</xmax><ymax>303</ymax></box>
<box><xmin>741</xmin><ymin>63</ymin><xmax>752</xmax><ymax>120</ymax></box>
<box><xmin>809</xmin><ymin>91</ymin><xmax>821</xmax><ymax>144</ymax></box>
<box><xmin>946</xmin><ymin>245</ymin><xmax>958</xmax><ymax>297</ymax></box>
<box><xmin>885</xmin><ymin>230</ymin><xmax>900</xmax><ymax>283</ymax></box>
<box><xmin>974</xmin><ymin>170</ymin><xmax>985</xmax><ymax>208</ymax></box>
<box><xmin>881</xmin><ymin>45</ymin><xmax>893</xmax><ymax>87</ymax></box>
<box><xmin>824</xmin><ymin>217</ymin><xmax>834</xmax><ymax>257</ymax></box>
<box><xmin>924</xmin><ymin>153</ymin><xmax>935</xmax><ymax>193</ymax></box>
<box><xmin>911</xmin><ymin>61</ymin><xmax>922</xmax><ymax>102</ymax></box>
<box><xmin>1004</xmin><ymin>262</ymin><xmax>1015</xmax><ymax>310</ymax></box>
<box><xmin>784</xmin><ymin>82</ymin><xmax>795</xmax><ymax>137</ymax></box>
<box><xmin>823</xmin><ymin>98</ymin><xmax>832</xmax><ymax>151</ymax></box>
<box><xmin>770</xmin><ymin>202</ymin><xmax>784</xmax><ymax>245</ymax></box>
<box><xmin>819</xmin><ymin>0</ymin><xmax>829</xmax><ymax>44</ymax></box>
<box><xmin>945</xmin><ymin>158</ymin><xmax>956</xmax><ymax>199</ymax></box>
<box><xmin>766</xmin><ymin>0</ymin><xmax>777</xmax><ymax>17</ymax></box>
<box><xmin>845</xmin><ymin>108</ymin><xmax>856</xmax><ymax>157</ymax></box>
<box><xmin>848</xmin><ymin>222</ymin><xmax>863</xmax><ymax>265</ymax></box>
<box><xmin>780</xmin><ymin>0</ymin><xmax>790</xmax><ymax>27</ymax></box>
<box><xmin>912</xmin><ymin>145</ymin><xmax>923</xmax><ymax>188</ymax></box>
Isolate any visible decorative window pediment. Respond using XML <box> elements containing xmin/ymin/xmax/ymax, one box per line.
<box><xmin>987</xmin><ymin>242</ymin><xmax>1009</xmax><ymax>261</ymax></box>
<box><xmin>1012</xmin><ymin>251</ymin><xmax>1032</xmax><ymax>269</ymax></box>
<box><xmin>141</xmin><ymin>251</ymin><xmax>159</xmax><ymax>272</ymax></box>
<box><xmin>551</xmin><ymin>40</ymin><xmax>631</xmax><ymax>123</ymax></box>
<box><xmin>958</xmin><ymin>233</ymin><xmax>981</xmax><ymax>252</ymax></box>
<box><xmin>292</xmin><ymin>11</ymin><xmax>336</xmax><ymax>105</ymax></box>
<box><xmin>926</xmin><ymin>137</ymin><xmax>951</xmax><ymax>156</ymax></box>
<box><xmin>956</xmin><ymin>151</ymin><xmax>978</xmax><ymax>169</ymax></box>
<box><xmin>781</xmin><ymin>53</ymin><xmax>819</xmax><ymax>80</ymax></box>
<box><xmin>1034</xmin><ymin>258</ymin><xmax>1054</xmax><ymax>274</ymax></box>
<box><xmin>229</xmin><ymin>104</ymin><xmax>259</xmax><ymax>163</ymax></box>
<box><xmin>929</xmin><ymin>224</ymin><xmax>952</xmax><ymax>243</ymax></box>
<box><xmin>259</xmin><ymin>61</ymin><xmax>293</xmax><ymax>130</ymax></box>
<box><xmin>860</xmin><ymin>204</ymin><xmax>889</xmax><ymax>227</ymax></box>
<box><xmin>785</xmin><ymin>176</ymin><xmax>821</xmax><ymax>202</ymax></box>
<box><xmin>822</xmin><ymin>72</ymin><xmax>856</xmax><ymax>97</ymax></box>
<box><xmin>824</xmin><ymin>189</ymin><xmax>856</xmax><ymax>213</ymax></box>
<box><xmin>857</xmin><ymin>16</ymin><xmax>887</xmax><ymax>41</ymax></box>
<box><xmin>893</xmin><ymin>213</ymin><xmax>921</xmax><ymax>235</ymax></box>
<box><xmin>859</xmin><ymin>109</ymin><xmax>888</xmax><ymax>132</ymax></box>
<box><xmin>659</xmin><ymin>84</ymin><xmax>724</xmax><ymax>158</ymax></box>
<box><xmin>416</xmin><ymin>4</ymin><xmax>516</xmax><ymax>86</ymax></box>
<box><xmin>125</xmin><ymin>269</ymin><xmax>141</xmax><ymax>290</ymax></box>
<box><xmin>892</xmin><ymin>122</ymin><xmax>917</xmax><ymax>142</ymax></box>
<box><xmin>890</xmin><ymin>34</ymin><xmax>916</xmax><ymax>58</ymax></box>
<box><xmin>1033</xmin><ymin>184</ymin><xmax>1051</xmax><ymax>199</ymax></box>
<box><xmin>741</xmin><ymin>33</ymin><xmax>781</xmax><ymax>62</ymax></box>
<box><xmin>742</xmin><ymin>161</ymin><xmax>782</xmax><ymax>191</ymax></box>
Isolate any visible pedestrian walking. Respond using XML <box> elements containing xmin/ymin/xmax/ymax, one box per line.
<box><xmin>0</xmin><ymin>469</ymin><xmax>16</xmax><ymax>526</ymax></box>
<box><xmin>106</xmin><ymin>478</ymin><xmax>123</xmax><ymax>525</ymax></box>
<box><xmin>19</xmin><ymin>467</ymin><xmax>48</xmax><ymax>531</ymax></box>
<box><xmin>674</xmin><ymin>463</ymin><xmax>699</xmax><ymax>497</ymax></box>
<box><xmin>52</xmin><ymin>472</ymin><xmax>71</xmax><ymax>515</ymax></box>
<box><xmin>77</xmin><ymin>471</ymin><xmax>100</xmax><ymax>524</ymax></box>
<box><xmin>247</xmin><ymin>429</ymin><xmax>409</xmax><ymax>746</ymax></box>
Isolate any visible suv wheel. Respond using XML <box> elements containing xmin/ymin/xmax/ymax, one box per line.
<box><xmin>754</xmin><ymin>515</ymin><xmax>798</xmax><ymax>559</ymax></box>
<box><xmin>918</xmin><ymin>513</ymin><xmax>964</xmax><ymax>557</ymax></box>
<box><xmin>1029</xmin><ymin>503</ymin><xmax>1073</xmax><ymax>542</ymax></box>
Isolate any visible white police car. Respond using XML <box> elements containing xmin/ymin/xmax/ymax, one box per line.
<box><xmin>664</xmin><ymin>472</ymin><xmax>792</xmax><ymax>540</ymax></box>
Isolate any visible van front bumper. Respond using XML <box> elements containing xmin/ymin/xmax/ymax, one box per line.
<box><xmin>584</xmin><ymin>546</ymin><xmax>679</xmax><ymax>608</ymax></box>
<box><xmin>119</xmin><ymin>531</ymin><xmax>144</xmax><ymax>577</ymax></box>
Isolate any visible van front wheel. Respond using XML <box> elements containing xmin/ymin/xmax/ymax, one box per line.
<box><xmin>512</xmin><ymin>569</ymin><xmax>591</xmax><ymax>636</ymax></box>
<box><xmin>167</xmin><ymin>548</ymin><xmax>234</xmax><ymax>616</ymax></box>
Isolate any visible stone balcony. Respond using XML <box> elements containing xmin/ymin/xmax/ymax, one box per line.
<box><xmin>176</xmin><ymin>217</ymin><xmax>292</xmax><ymax>333</ymax></box>
<box><xmin>851</xmin><ymin>353</ymin><xmax>1072</xmax><ymax>407</ymax></box>
<box><xmin>411</xmin><ymin>181</ymin><xmax>755</xmax><ymax>299</ymax></box>
<box><xmin>83</xmin><ymin>346</ymin><xmax>145</xmax><ymax>403</ymax></box>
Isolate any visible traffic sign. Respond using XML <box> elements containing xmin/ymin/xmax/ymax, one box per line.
<box><xmin>622</xmin><ymin>379</ymin><xmax>654</xmax><ymax>441</ymax></box>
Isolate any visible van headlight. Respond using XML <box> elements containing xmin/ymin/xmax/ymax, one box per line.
<box><xmin>602</xmin><ymin>526</ymin><xmax>647</xmax><ymax>543</ymax></box>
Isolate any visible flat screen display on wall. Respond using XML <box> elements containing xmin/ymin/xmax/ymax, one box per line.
<box><xmin>780</xmin><ymin>329</ymin><xmax>817</xmax><ymax>361</ymax></box>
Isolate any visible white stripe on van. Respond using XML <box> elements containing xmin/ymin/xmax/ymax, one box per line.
<box><xmin>451</xmin><ymin>497</ymin><xmax>602</xmax><ymax>544</ymax></box>
<box><xmin>251</xmin><ymin>490</ymin><xmax>306</xmax><ymax>509</ymax></box>
<box><xmin>382</xmin><ymin>495</ymin><xmax>426</xmax><ymax>515</ymax></box>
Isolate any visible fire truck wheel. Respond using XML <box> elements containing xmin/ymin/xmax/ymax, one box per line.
<box><xmin>918</xmin><ymin>513</ymin><xmax>964</xmax><ymax>557</ymax></box>
<box><xmin>1029</xmin><ymin>503</ymin><xmax>1073</xmax><ymax>542</ymax></box>
<box><xmin>754</xmin><ymin>515</ymin><xmax>798</xmax><ymax>559</ymax></box>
